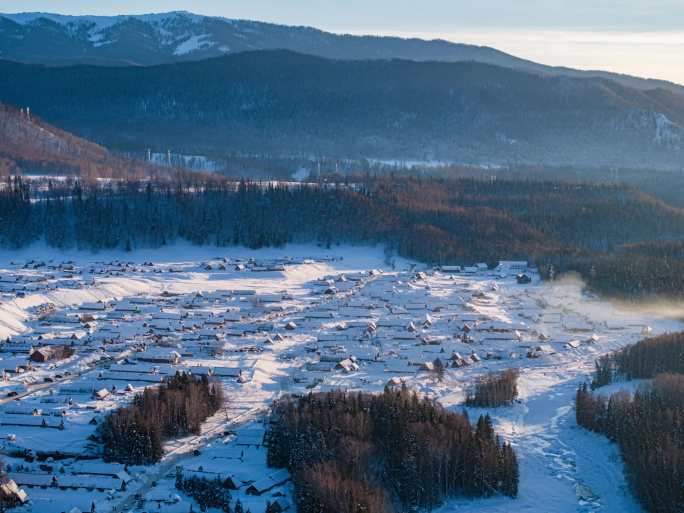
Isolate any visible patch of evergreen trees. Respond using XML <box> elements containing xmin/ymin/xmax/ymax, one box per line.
<box><xmin>466</xmin><ymin>369</ymin><xmax>520</xmax><ymax>407</ymax></box>
<box><xmin>266</xmin><ymin>387</ymin><xmax>518</xmax><ymax>513</ymax></box>
<box><xmin>539</xmin><ymin>253</ymin><xmax>684</xmax><ymax>300</ymax></box>
<box><xmin>576</xmin><ymin>375</ymin><xmax>684</xmax><ymax>513</ymax></box>
<box><xmin>98</xmin><ymin>372</ymin><xmax>224</xmax><ymax>465</ymax></box>
<box><xmin>175</xmin><ymin>471</ymin><xmax>232</xmax><ymax>512</ymax></box>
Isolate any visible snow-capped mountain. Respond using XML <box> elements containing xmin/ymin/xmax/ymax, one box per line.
<box><xmin>0</xmin><ymin>11</ymin><xmax>231</xmax><ymax>65</ymax></box>
<box><xmin>1</xmin><ymin>12</ymin><xmax>683</xmax><ymax>169</ymax></box>
<box><xmin>0</xmin><ymin>11</ymin><xmax>521</xmax><ymax>66</ymax></box>
<box><xmin>1</xmin><ymin>11</ymin><xmax>682</xmax><ymax>95</ymax></box>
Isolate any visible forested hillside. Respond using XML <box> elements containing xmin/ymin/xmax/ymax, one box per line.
<box><xmin>3</xmin><ymin>175</ymin><xmax>684</xmax><ymax>298</ymax></box>
<box><xmin>576</xmin><ymin>376</ymin><xmax>684</xmax><ymax>513</ymax></box>
<box><xmin>577</xmin><ymin>333</ymin><xmax>684</xmax><ymax>513</ymax></box>
<box><xmin>0</xmin><ymin>102</ymin><xmax>185</xmax><ymax>179</ymax></box>
<box><xmin>1</xmin><ymin>52</ymin><xmax>682</xmax><ymax>169</ymax></box>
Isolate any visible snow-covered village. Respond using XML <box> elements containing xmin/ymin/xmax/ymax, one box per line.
<box><xmin>0</xmin><ymin>245</ymin><xmax>677</xmax><ymax>513</ymax></box>
<box><xmin>2</xmin><ymin>3</ymin><xmax>684</xmax><ymax>513</ymax></box>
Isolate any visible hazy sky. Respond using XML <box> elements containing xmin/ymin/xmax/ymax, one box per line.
<box><xmin>2</xmin><ymin>0</ymin><xmax>683</xmax><ymax>83</ymax></box>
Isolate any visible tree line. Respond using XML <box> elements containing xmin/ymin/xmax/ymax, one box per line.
<box><xmin>4</xmin><ymin>175</ymin><xmax>684</xmax><ymax>298</ymax></box>
<box><xmin>266</xmin><ymin>387</ymin><xmax>518</xmax><ymax>513</ymax></box>
<box><xmin>539</xmin><ymin>253</ymin><xmax>684</xmax><ymax>300</ymax></box>
<box><xmin>576</xmin><ymin>374</ymin><xmax>684</xmax><ymax>513</ymax></box>
<box><xmin>98</xmin><ymin>372</ymin><xmax>224</xmax><ymax>465</ymax></box>
<box><xmin>592</xmin><ymin>332</ymin><xmax>684</xmax><ymax>388</ymax></box>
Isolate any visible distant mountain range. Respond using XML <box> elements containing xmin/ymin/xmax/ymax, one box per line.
<box><xmin>1</xmin><ymin>11</ymin><xmax>683</xmax><ymax>96</ymax></box>
<box><xmin>1</xmin><ymin>51</ymin><xmax>682</xmax><ymax>169</ymax></box>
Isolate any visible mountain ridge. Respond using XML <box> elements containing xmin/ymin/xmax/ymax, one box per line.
<box><xmin>0</xmin><ymin>50</ymin><xmax>681</xmax><ymax>169</ymax></box>
<box><xmin>1</xmin><ymin>10</ymin><xmax>682</xmax><ymax>96</ymax></box>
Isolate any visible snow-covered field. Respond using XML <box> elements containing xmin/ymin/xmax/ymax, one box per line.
<box><xmin>0</xmin><ymin>244</ymin><xmax>677</xmax><ymax>513</ymax></box>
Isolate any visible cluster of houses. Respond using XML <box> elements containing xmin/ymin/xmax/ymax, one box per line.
<box><xmin>0</xmin><ymin>256</ymin><xmax>315</xmax><ymax>299</ymax></box>
<box><xmin>266</xmin><ymin>259</ymin><xmax>650</xmax><ymax>396</ymax></box>
<box><xmin>0</xmin><ymin>256</ymin><xmax>367</xmax><ymax>512</ymax></box>
<box><xmin>279</xmin><ymin>263</ymin><xmax>532</xmax><ymax>390</ymax></box>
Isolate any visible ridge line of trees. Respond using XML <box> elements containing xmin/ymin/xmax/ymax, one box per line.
<box><xmin>4</xmin><ymin>176</ymin><xmax>684</xmax><ymax>298</ymax></box>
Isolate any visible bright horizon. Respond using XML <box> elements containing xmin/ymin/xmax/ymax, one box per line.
<box><xmin>1</xmin><ymin>1</ymin><xmax>684</xmax><ymax>84</ymax></box>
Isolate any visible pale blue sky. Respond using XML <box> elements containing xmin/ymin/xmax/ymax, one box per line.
<box><xmin>1</xmin><ymin>1</ymin><xmax>683</xmax><ymax>82</ymax></box>
<box><xmin>1</xmin><ymin>1</ymin><xmax>682</xmax><ymax>30</ymax></box>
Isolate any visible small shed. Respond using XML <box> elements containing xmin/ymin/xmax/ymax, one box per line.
<box><xmin>29</xmin><ymin>345</ymin><xmax>73</xmax><ymax>363</ymax></box>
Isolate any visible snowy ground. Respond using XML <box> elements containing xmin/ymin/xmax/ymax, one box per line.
<box><xmin>0</xmin><ymin>243</ymin><xmax>678</xmax><ymax>513</ymax></box>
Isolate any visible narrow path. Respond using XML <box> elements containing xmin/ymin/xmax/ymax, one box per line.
<box><xmin>496</xmin><ymin>364</ymin><xmax>641</xmax><ymax>513</ymax></box>
<box><xmin>447</xmin><ymin>357</ymin><xmax>643</xmax><ymax>513</ymax></box>
<box><xmin>109</xmin><ymin>405</ymin><xmax>266</xmax><ymax>513</ymax></box>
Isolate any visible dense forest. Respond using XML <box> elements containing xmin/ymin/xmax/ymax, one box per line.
<box><xmin>3</xmin><ymin>175</ymin><xmax>684</xmax><ymax>298</ymax></box>
<box><xmin>576</xmin><ymin>375</ymin><xmax>684</xmax><ymax>513</ymax></box>
<box><xmin>465</xmin><ymin>369</ymin><xmax>520</xmax><ymax>407</ymax></box>
<box><xmin>1</xmin><ymin>51</ymin><xmax>683</xmax><ymax>169</ymax></box>
<box><xmin>266</xmin><ymin>388</ymin><xmax>518</xmax><ymax>513</ymax></box>
<box><xmin>98</xmin><ymin>372</ymin><xmax>224</xmax><ymax>465</ymax></box>
<box><xmin>592</xmin><ymin>332</ymin><xmax>684</xmax><ymax>388</ymax></box>
<box><xmin>419</xmin><ymin>164</ymin><xmax>684</xmax><ymax>210</ymax></box>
